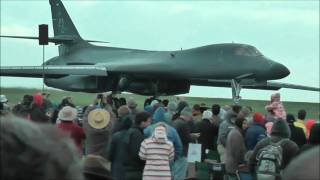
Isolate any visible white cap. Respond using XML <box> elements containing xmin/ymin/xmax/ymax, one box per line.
<box><xmin>58</xmin><ymin>106</ymin><xmax>77</xmax><ymax>121</ymax></box>
<box><xmin>0</xmin><ymin>95</ymin><xmax>8</xmax><ymax>103</ymax></box>
<box><xmin>202</xmin><ymin>110</ymin><xmax>213</xmax><ymax>120</ymax></box>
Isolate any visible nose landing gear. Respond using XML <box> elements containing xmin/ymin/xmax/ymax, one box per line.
<box><xmin>231</xmin><ymin>79</ymin><xmax>242</xmax><ymax>104</ymax></box>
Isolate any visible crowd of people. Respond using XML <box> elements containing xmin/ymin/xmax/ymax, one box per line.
<box><xmin>0</xmin><ymin>92</ymin><xmax>319</xmax><ymax>180</ymax></box>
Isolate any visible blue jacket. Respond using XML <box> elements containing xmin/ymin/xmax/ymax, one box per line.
<box><xmin>144</xmin><ymin>123</ymin><xmax>183</xmax><ymax>159</ymax></box>
<box><xmin>245</xmin><ymin>123</ymin><xmax>267</xmax><ymax>150</ymax></box>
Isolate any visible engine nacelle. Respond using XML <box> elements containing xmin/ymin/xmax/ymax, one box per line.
<box><xmin>44</xmin><ymin>75</ymin><xmax>118</xmax><ymax>93</ymax></box>
<box><xmin>124</xmin><ymin>79</ymin><xmax>191</xmax><ymax>96</ymax></box>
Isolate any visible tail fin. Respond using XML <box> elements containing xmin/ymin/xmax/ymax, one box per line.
<box><xmin>49</xmin><ymin>0</ymin><xmax>81</xmax><ymax>39</ymax></box>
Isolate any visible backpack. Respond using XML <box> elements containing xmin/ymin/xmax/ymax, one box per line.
<box><xmin>256</xmin><ymin>139</ymin><xmax>287</xmax><ymax>180</ymax></box>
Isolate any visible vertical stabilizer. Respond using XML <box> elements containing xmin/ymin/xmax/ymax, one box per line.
<box><xmin>49</xmin><ymin>0</ymin><xmax>81</xmax><ymax>39</ymax></box>
<box><xmin>49</xmin><ymin>0</ymin><xmax>87</xmax><ymax>55</ymax></box>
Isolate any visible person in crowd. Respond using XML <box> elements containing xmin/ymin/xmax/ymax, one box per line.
<box><xmin>162</xmin><ymin>99</ymin><xmax>169</xmax><ymax>109</ymax></box>
<box><xmin>144</xmin><ymin>107</ymin><xmax>183</xmax><ymax>180</ymax></box>
<box><xmin>225</xmin><ymin>117</ymin><xmax>247</xmax><ymax>180</ymax></box>
<box><xmin>294</xmin><ymin>109</ymin><xmax>307</xmax><ymax>135</ymax></box>
<box><xmin>265</xmin><ymin>121</ymin><xmax>274</xmax><ymax>136</ymax></box>
<box><xmin>265</xmin><ymin>92</ymin><xmax>286</xmax><ymax>119</ymax></box>
<box><xmin>41</xmin><ymin>92</ymin><xmax>53</xmax><ymax>112</ymax></box>
<box><xmin>56</xmin><ymin>106</ymin><xmax>86</xmax><ymax>152</ymax></box>
<box><xmin>164</xmin><ymin>101</ymin><xmax>177</xmax><ymax>124</ymax></box>
<box><xmin>139</xmin><ymin>123</ymin><xmax>175</xmax><ymax>180</ymax></box>
<box><xmin>108</xmin><ymin>116</ymin><xmax>132</xmax><ymax>180</ymax></box>
<box><xmin>0</xmin><ymin>94</ymin><xmax>10</xmax><ymax>112</ymax></box>
<box><xmin>265</xmin><ymin>109</ymin><xmax>277</xmax><ymax>123</ymax></box>
<box><xmin>196</xmin><ymin>110</ymin><xmax>219</xmax><ymax>160</ymax></box>
<box><xmin>237</xmin><ymin>106</ymin><xmax>252</xmax><ymax>124</ymax></box>
<box><xmin>12</xmin><ymin>94</ymin><xmax>33</xmax><ymax>119</ymax></box>
<box><xmin>192</xmin><ymin>104</ymin><xmax>202</xmax><ymax>124</ymax></box>
<box><xmin>305</xmin><ymin>119</ymin><xmax>316</xmax><ymax>139</ymax></box>
<box><xmin>119</xmin><ymin>97</ymin><xmax>127</xmax><ymax>106</ymax></box>
<box><xmin>1</xmin><ymin>116</ymin><xmax>84</xmax><ymax>180</ymax></box>
<box><xmin>83</xmin><ymin>154</ymin><xmax>114</xmax><ymax>180</ymax></box>
<box><xmin>127</xmin><ymin>97</ymin><xmax>139</xmax><ymax>117</ymax></box>
<box><xmin>152</xmin><ymin>106</ymin><xmax>167</xmax><ymax>124</ymax></box>
<box><xmin>172</xmin><ymin>107</ymin><xmax>196</xmax><ymax>179</ymax></box>
<box><xmin>248</xmin><ymin>119</ymin><xmax>299</xmax><ymax>176</ymax></box>
<box><xmin>30</xmin><ymin>92</ymin><xmax>51</xmax><ymax>123</ymax></box>
<box><xmin>300</xmin><ymin>123</ymin><xmax>320</xmax><ymax>152</ymax></box>
<box><xmin>217</xmin><ymin>108</ymin><xmax>238</xmax><ymax>163</ymax></box>
<box><xmin>211</xmin><ymin>104</ymin><xmax>222</xmax><ymax>125</ymax></box>
<box><xmin>245</xmin><ymin>112</ymin><xmax>267</xmax><ymax>150</ymax></box>
<box><xmin>286</xmin><ymin>114</ymin><xmax>306</xmax><ymax>148</ymax></box>
<box><xmin>52</xmin><ymin>96</ymin><xmax>75</xmax><ymax>124</ymax></box>
<box><xmin>83</xmin><ymin>94</ymin><xmax>114</xmax><ymax>160</ymax></box>
<box><xmin>123</xmin><ymin>111</ymin><xmax>152</xmax><ymax>180</ymax></box>
<box><xmin>0</xmin><ymin>102</ymin><xmax>10</xmax><ymax>116</ymax></box>
<box><xmin>112</xmin><ymin>105</ymin><xmax>130</xmax><ymax>134</ymax></box>
<box><xmin>283</xmin><ymin>146</ymin><xmax>320</xmax><ymax>180</ymax></box>
<box><xmin>172</xmin><ymin>100</ymin><xmax>189</xmax><ymax>121</ymax></box>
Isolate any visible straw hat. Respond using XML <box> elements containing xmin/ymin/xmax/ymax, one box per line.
<box><xmin>88</xmin><ymin>109</ymin><xmax>111</xmax><ymax>129</ymax></box>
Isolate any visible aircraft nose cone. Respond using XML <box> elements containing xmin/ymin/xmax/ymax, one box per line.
<box><xmin>270</xmin><ymin>63</ymin><xmax>290</xmax><ymax>79</ymax></box>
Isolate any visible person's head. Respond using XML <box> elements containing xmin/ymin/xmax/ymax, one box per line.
<box><xmin>33</xmin><ymin>92</ymin><xmax>43</xmax><ymax>107</ymax></box>
<box><xmin>118</xmin><ymin>97</ymin><xmax>127</xmax><ymax>106</ymax></box>
<box><xmin>22</xmin><ymin>94</ymin><xmax>33</xmax><ymax>105</ymax></box>
<box><xmin>1</xmin><ymin>116</ymin><xmax>84</xmax><ymax>180</ymax></box>
<box><xmin>306</xmin><ymin>119</ymin><xmax>316</xmax><ymax>138</ymax></box>
<box><xmin>127</xmin><ymin>98</ymin><xmax>137</xmax><ymax>109</ymax></box>
<box><xmin>152</xmin><ymin>107</ymin><xmax>166</xmax><ymax>124</ymax></box>
<box><xmin>176</xmin><ymin>100</ymin><xmax>189</xmax><ymax>113</ymax></box>
<box><xmin>211</xmin><ymin>104</ymin><xmax>220</xmax><ymax>116</ymax></box>
<box><xmin>232</xmin><ymin>105</ymin><xmax>242</xmax><ymax>114</ymax></box>
<box><xmin>242</xmin><ymin>119</ymin><xmax>249</xmax><ymax>130</ymax></box>
<box><xmin>0</xmin><ymin>94</ymin><xmax>8</xmax><ymax>104</ymax></box>
<box><xmin>152</xmin><ymin>122</ymin><xmax>168</xmax><ymax>143</ymax></box>
<box><xmin>253</xmin><ymin>112</ymin><xmax>265</xmax><ymax>125</ymax></box>
<box><xmin>58</xmin><ymin>106</ymin><xmax>78</xmax><ymax>122</ymax></box>
<box><xmin>271</xmin><ymin>118</ymin><xmax>291</xmax><ymax>138</ymax></box>
<box><xmin>286</xmin><ymin>114</ymin><xmax>296</xmax><ymax>124</ymax></box>
<box><xmin>95</xmin><ymin>94</ymin><xmax>106</xmax><ymax>106</ymax></box>
<box><xmin>202</xmin><ymin>110</ymin><xmax>213</xmax><ymax>120</ymax></box>
<box><xmin>167</xmin><ymin>101</ymin><xmax>177</xmax><ymax>113</ymax></box>
<box><xmin>135</xmin><ymin>111</ymin><xmax>152</xmax><ymax>128</ymax></box>
<box><xmin>180</xmin><ymin>107</ymin><xmax>193</xmax><ymax>121</ymax></box>
<box><xmin>83</xmin><ymin>155</ymin><xmax>113</xmax><ymax>180</ymax></box>
<box><xmin>238</xmin><ymin>107</ymin><xmax>251</xmax><ymax>119</ymax></box>
<box><xmin>271</xmin><ymin>92</ymin><xmax>280</xmax><ymax>102</ymax></box>
<box><xmin>225</xmin><ymin>109</ymin><xmax>238</xmax><ymax>124</ymax></box>
<box><xmin>308</xmin><ymin>123</ymin><xmax>320</xmax><ymax>145</ymax></box>
<box><xmin>235</xmin><ymin>117</ymin><xmax>245</xmax><ymax>130</ymax></box>
<box><xmin>162</xmin><ymin>99</ymin><xmax>169</xmax><ymax>107</ymax></box>
<box><xmin>297</xmin><ymin>109</ymin><xmax>307</xmax><ymax>120</ymax></box>
<box><xmin>117</xmin><ymin>105</ymin><xmax>130</xmax><ymax>118</ymax></box>
<box><xmin>192</xmin><ymin>104</ymin><xmax>201</xmax><ymax>115</ymax></box>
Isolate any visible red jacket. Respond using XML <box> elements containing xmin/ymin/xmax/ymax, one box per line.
<box><xmin>57</xmin><ymin>121</ymin><xmax>85</xmax><ymax>151</ymax></box>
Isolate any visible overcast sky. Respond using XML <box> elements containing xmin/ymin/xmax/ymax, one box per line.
<box><xmin>1</xmin><ymin>0</ymin><xmax>319</xmax><ymax>102</ymax></box>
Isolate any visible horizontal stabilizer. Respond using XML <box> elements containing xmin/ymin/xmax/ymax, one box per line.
<box><xmin>0</xmin><ymin>66</ymin><xmax>108</xmax><ymax>78</ymax></box>
<box><xmin>267</xmin><ymin>81</ymin><xmax>320</xmax><ymax>91</ymax></box>
<box><xmin>0</xmin><ymin>35</ymin><xmax>109</xmax><ymax>44</ymax></box>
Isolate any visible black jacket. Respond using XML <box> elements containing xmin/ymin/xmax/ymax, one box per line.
<box><xmin>172</xmin><ymin>118</ymin><xmax>192</xmax><ymax>156</ymax></box>
<box><xmin>289</xmin><ymin>124</ymin><xmax>306</xmax><ymax>148</ymax></box>
<box><xmin>196</xmin><ymin>118</ymin><xmax>219</xmax><ymax>160</ymax></box>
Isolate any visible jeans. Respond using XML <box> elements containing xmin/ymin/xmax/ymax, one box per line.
<box><xmin>172</xmin><ymin>156</ymin><xmax>188</xmax><ymax>180</ymax></box>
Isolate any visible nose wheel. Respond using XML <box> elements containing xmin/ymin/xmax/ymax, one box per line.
<box><xmin>231</xmin><ymin>79</ymin><xmax>242</xmax><ymax>104</ymax></box>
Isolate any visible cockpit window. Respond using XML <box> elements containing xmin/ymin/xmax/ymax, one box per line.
<box><xmin>234</xmin><ymin>45</ymin><xmax>263</xmax><ymax>56</ymax></box>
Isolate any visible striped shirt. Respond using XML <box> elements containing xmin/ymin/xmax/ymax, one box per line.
<box><xmin>139</xmin><ymin>138</ymin><xmax>174</xmax><ymax>180</ymax></box>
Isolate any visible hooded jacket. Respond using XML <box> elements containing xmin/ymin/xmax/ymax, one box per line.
<box><xmin>217</xmin><ymin>110</ymin><xmax>237</xmax><ymax>146</ymax></box>
<box><xmin>248</xmin><ymin>119</ymin><xmax>299</xmax><ymax>174</ymax></box>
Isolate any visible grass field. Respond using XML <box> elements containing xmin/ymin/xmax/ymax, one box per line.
<box><xmin>1</xmin><ymin>87</ymin><xmax>319</xmax><ymax>120</ymax></box>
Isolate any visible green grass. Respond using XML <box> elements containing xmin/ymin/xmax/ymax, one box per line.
<box><xmin>1</xmin><ymin>87</ymin><xmax>319</xmax><ymax>120</ymax></box>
